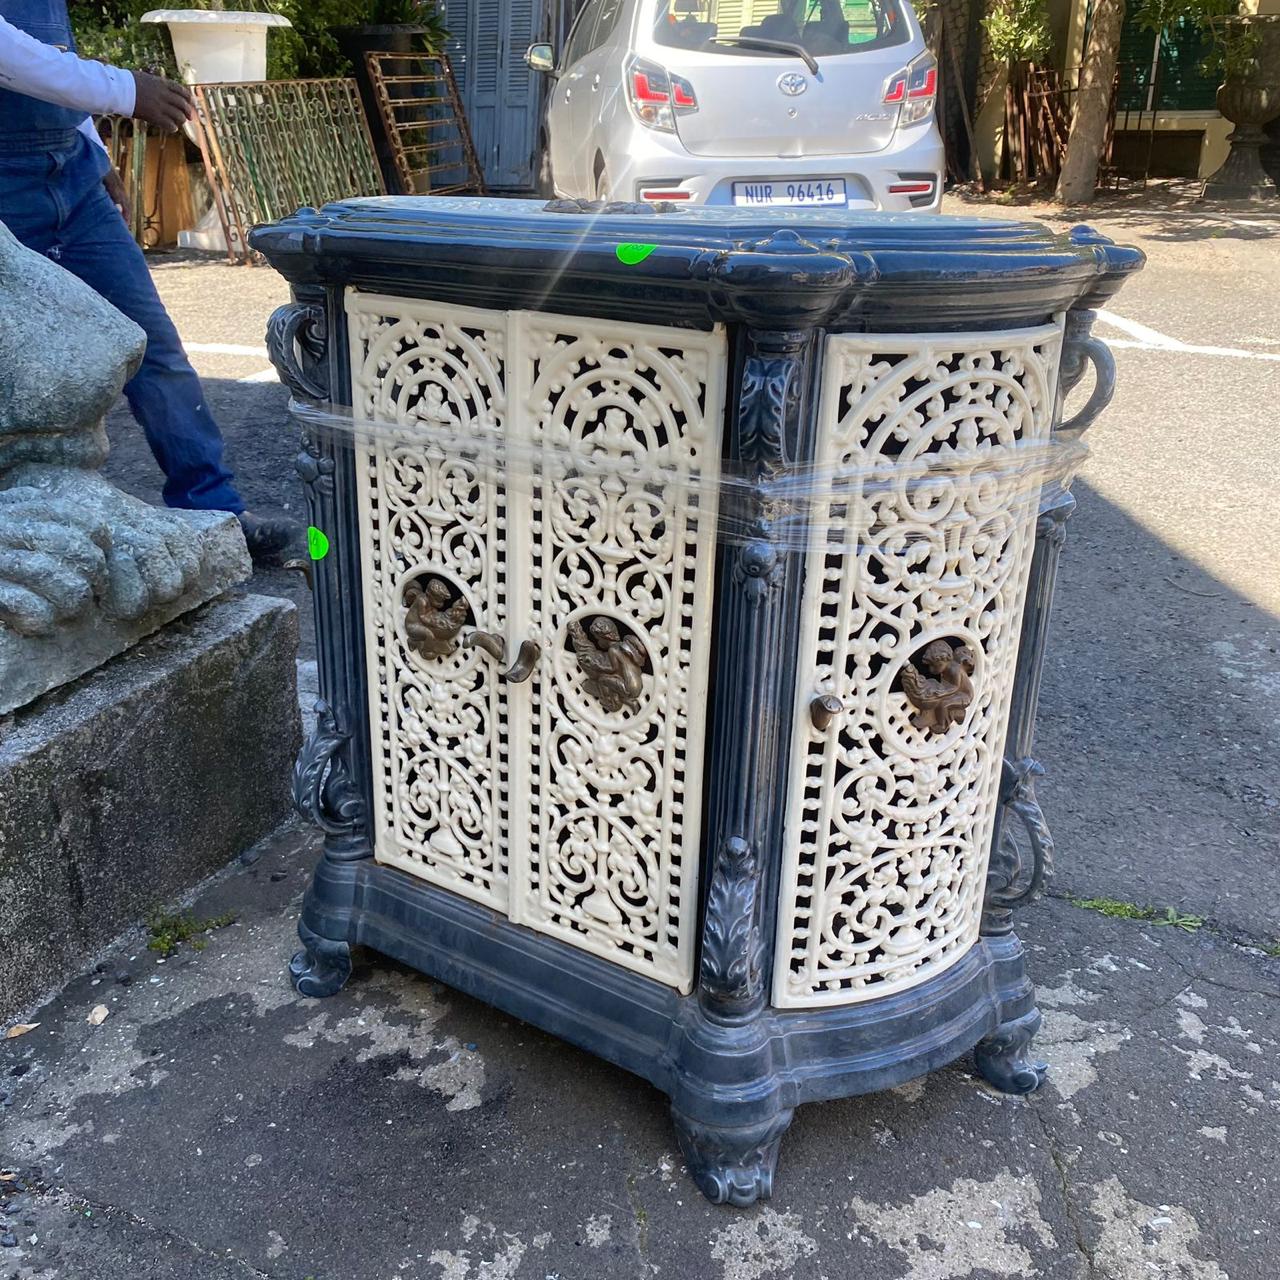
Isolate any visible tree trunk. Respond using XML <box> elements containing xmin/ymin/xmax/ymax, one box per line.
<box><xmin>1055</xmin><ymin>0</ymin><xmax>1125</xmax><ymax>205</ymax></box>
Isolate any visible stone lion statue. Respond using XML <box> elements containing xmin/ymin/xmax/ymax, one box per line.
<box><xmin>0</xmin><ymin>220</ymin><xmax>207</xmax><ymax>637</ymax></box>
<box><xmin>0</xmin><ymin>222</ymin><xmax>251</xmax><ymax>715</ymax></box>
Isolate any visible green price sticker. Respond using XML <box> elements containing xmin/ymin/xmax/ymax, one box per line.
<box><xmin>307</xmin><ymin>526</ymin><xmax>330</xmax><ymax>561</ymax></box>
<box><xmin>616</xmin><ymin>242</ymin><xmax>657</xmax><ymax>265</ymax></box>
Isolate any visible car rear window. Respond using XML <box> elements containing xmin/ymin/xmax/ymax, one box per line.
<box><xmin>652</xmin><ymin>0</ymin><xmax>911</xmax><ymax>56</ymax></box>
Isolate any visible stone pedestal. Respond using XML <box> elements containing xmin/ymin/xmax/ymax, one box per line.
<box><xmin>0</xmin><ymin>594</ymin><xmax>301</xmax><ymax>1020</ymax></box>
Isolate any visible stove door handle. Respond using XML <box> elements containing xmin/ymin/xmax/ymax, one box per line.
<box><xmin>465</xmin><ymin>630</ymin><xmax>541</xmax><ymax>683</ymax></box>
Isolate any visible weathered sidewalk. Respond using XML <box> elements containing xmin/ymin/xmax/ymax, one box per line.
<box><xmin>2</xmin><ymin>820</ymin><xmax>1277</xmax><ymax>1280</ymax></box>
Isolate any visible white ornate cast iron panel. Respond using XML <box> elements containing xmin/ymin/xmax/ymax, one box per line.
<box><xmin>773</xmin><ymin>324</ymin><xmax>1064</xmax><ymax>1009</ymax></box>
<box><xmin>349</xmin><ymin>292</ymin><xmax>725</xmax><ymax>992</ymax></box>
<box><xmin>505</xmin><ymin>315</ymin><xmax>724</xmax><ymax>991</ymax></box>
<box><xmin>350</xmin><ymin>295</ymin><xmax>513</xmax><ymax>912</ymax></box>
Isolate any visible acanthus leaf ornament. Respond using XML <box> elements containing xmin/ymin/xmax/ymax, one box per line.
<box><xmin>292</xmin><ymin>698</ymin><xmax>365</xmax><ymax>836</ymax></box>
<box><xmin>738</xmin><ymin>345</ymin><xmax>802</xmax><ymax>475</ymax></box>
<box><xmin>699</xmin><ymin>836</ymin><xmax>766</xmax><ymax>1016</ymax></box>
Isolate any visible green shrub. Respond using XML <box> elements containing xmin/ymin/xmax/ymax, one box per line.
<box><xmin>67</xmin><ymin>0</ymin><xmax>448</xmax><ymax>78</ymax></box>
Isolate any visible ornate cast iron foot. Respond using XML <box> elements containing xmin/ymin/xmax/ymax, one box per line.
<box><xmin>288</xmin><ymin>920</ymin><xmax>353</xmax><ymax>998</ymax></box>
<box><xmin>672</xmin><ymin>1109</ymin><xmax>794</xmax><ymax>1207</ymax></box>
<box><xmin>975</xmin><ymin>1009</ymin><xmax>1048</xmax><ymax>1095</ymax></box>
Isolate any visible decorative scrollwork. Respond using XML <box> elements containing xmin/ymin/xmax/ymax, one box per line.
<box><xmin>266</xmin><ymin>301</ymin><xmax>329</xmax><ymax>401</ymax></box>
<box><xmin>348</xmin><ymin>296</ymin><xmax>511</xmax><ymax>910</ymax></box>
<box><xmin>774</xmin><ymin>326</ymin><xmax>1063</xmax><ymax>1008</ymax></box>
<box><xmin>1057</xmin><ymin>309</ymin><xmax>1116</xmax><ymax>438</ymax></box>
<box><xmin>292</xmin><ymin>698</ymin><xmax>364</xmax><ymax>836</ymax></box>
<box><xmin>346</xmin><ymin>294</ymin><xmax>722</xmax><ymax>986</ymax></box>
<box><xmin>699</xmin><ymin>837</ymin><xmax>766</xmax><ymax>1016</ymax></box>
<box><xmin>983</xmin><ymin>756</ymin><xmax>1054</xmax><ymax>935</ymax></box>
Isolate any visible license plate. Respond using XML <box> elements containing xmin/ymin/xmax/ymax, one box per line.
<box><xmin>732</xmin><ymin>179</ymin><xmax>847</xmax><ymax>207</ymax></box>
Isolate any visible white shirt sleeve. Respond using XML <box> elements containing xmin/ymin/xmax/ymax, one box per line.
<box><xmin>0</xmin><ymin>16</ymin><xmax>136</xmax><ymax>117</ymax></box>
<box><xmin>77</xmin><ymin>115</ymin><xmax>110</xmax><ymax>153</ymax></box>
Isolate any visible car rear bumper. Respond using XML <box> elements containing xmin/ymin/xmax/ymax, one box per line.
<box><xmin>607</xmin><ymin>123</ymin><xmax>945</xmax><ymax>214</ymax></box>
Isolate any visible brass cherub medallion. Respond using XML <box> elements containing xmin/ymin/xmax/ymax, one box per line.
<box><xmin>403</xmin><ymin>576</ymin><xmax>469</xmax><ymax>659</ymax></box>
<box><xmin>900</xmin><ymin>639</ymin><xmax>976</xmax><ymax>735</ymax></box>
<box><xmin>569</xmin><ymin>616</ymin><xmax>647</xmax><ymax>713</ymax></box>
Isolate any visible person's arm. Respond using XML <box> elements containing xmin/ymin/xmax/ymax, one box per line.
<box><xmin>0</xmin><ymin>15</ymin><xmax>135</xmax><ymax>116</ymax></box>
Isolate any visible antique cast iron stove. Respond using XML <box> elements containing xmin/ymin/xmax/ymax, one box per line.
<box><xmin>252</xmin><ymin>199</ymin><xmax>1141</xmax><ymax>1206</ymax></box>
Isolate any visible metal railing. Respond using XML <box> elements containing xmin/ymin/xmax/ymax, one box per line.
<box><xmin>193</xmin><ymin>78</ymin><xmax>385</xmax><ymax>264</ymax></box>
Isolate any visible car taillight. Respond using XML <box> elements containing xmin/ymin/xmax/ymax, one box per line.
<box><xmin>883</xmin><ymin>52</ymin><xmax>937</xmax><ymax>125</ymax></box>
<box><xmin>626</xmin><ymin>56</ymin><xmax>697</xmax><ymax>132</ymax></box>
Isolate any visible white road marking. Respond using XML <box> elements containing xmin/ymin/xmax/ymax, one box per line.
<box><xmin>1095</xmin><ymin>309</ymin><xmax>1180</xmax><ymax>348</ymax></box>
<box><xmin>1096</xmin><ymin>309</ymin><xmax>1280</xmax><ymax>363</ymax></box>
<box><xmin>184</xmin><ymin>341</ymin><xmax>270</xmax><ymax>358</ymax></box>
<box><xmin>237</xmin><ymin>367</ymin><xmax>280</xmax><ymax>383</ymax></box>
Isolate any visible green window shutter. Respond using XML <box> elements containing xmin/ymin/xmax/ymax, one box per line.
<box><xmin>1107</xmin><ymin>1</ymin><xmax>1219</xmax><ymax>111</ymax></box>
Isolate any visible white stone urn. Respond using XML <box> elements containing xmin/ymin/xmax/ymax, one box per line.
<box><xmin>141</xmin><ymin>10</ymin><xmax>292</xmax><ymax>85</ymax></box>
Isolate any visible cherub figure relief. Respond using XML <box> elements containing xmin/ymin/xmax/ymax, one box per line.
<box><xmin>900</xmin><ymin>639</ymin><xmax>976</xmax><ymax>734</ymax></box>
<box><xmin>569</xmin><ymin>616</ymin><xmax>646</xmax><ymax>713</ymax></box>
<box><xmin>404</xmin><ymin>578</ymin><xmax>468</xmax><ymax>659</ymax></box>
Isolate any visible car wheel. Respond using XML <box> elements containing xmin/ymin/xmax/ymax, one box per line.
<box><xmin>537</xmin><ymin>135</ymin><xmax>554</xmax><ymax>199</ymax></box>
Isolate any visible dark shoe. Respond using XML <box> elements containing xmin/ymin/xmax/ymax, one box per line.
<box><xmin>237</xmin><ymin>511</ymin><xmax>298</xmax><ymax>563</ymax></box>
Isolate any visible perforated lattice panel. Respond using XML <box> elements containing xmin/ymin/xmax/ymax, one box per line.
<box><xmin>772</xmin><ymin>324</ymin><xmax>1064</xmax><ymax>1009</ymax></box>
<box><xmin>351</xmin><ymin>295</ymin><xmax>512</xmax><ymax>910</ymax></box>
<box><xmin>349</xmin><ymin>293</ymin><xmax>724</xmax><ymax>992</ymax></box>
<box><xmin>507</xmin><ymin>317</ymin><xmax>725</xmax><ymax>991</ymax></box>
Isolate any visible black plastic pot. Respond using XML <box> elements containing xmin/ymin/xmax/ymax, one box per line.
<box><xmin>334</xmin><ymin>24</ymin><xmax>430</xmax><ymax>195</ymax></box>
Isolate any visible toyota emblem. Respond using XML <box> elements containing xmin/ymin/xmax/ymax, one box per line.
<box><xmin>778</xmin><ymin>72</ymin><xmax>808</xmax><ymax>97</ymax></box>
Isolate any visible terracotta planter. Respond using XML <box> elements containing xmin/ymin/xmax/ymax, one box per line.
<box><xmin>1202</xmin><ymin>14</ymin><xmax>1280</xmax><ymax>200</ymax></box>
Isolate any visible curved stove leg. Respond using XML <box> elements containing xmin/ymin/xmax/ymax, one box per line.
<box><xmin>975</xmin><ymin>1008</ymin><xmax>1048</xmax><ymax>1095</ymax></box>
<box><xmin>671</xmin><ymin>1108</ymin><xmax>794</xmax><ymax>1207</ymax></box>
<box><xmin>288</xmin><ymin>919</ymin><xmax>353</xmax><ymax>998</ymax></box>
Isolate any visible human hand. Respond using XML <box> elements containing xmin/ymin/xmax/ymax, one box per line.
<box><xmin>104</xmin><ymin>167</ymin><xmax>131</xmax><ymax>223</ymax></box>
<box><xmin>130</xmin><ymin>69</ymin><xmax>195</xmax><ymax>132</ymax></box>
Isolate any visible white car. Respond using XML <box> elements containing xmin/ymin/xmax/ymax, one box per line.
<box><xmin>525</xmin><ymin>0</ymin><xmax>944</xmax><ymax>213</ymax></box>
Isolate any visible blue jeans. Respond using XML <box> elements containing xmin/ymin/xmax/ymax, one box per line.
<box><xmin>0</xmin><ymin>134</ymin><xmax>243</xmax><ymax>513</ymax></box>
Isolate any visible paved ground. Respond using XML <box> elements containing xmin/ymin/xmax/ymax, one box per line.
<box><xmin>4</xmin><ymin>189</ymin><xmax>1279</xmax><ymax>1278</ymax></box>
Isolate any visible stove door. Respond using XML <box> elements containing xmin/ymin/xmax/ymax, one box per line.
<box><xmin>773</xmin><ymin>324</ymin><xmax>1064</xmax><ymax>1010</ymax></box>
<box><xmin>348</xmin><ymin>292</ymin><xmax>725</xmax><ymax>993</ymax></box>
<box><xmin>349</xmin><ymin>293</ymin><xmax>515</xmax><ymax>912</ymax></box>
<box><xmin>506</xmin><ymin>312</ymin><xmax>726</xmax><ymax>994</ymax></box>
